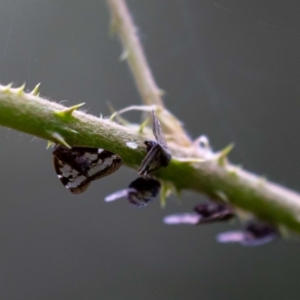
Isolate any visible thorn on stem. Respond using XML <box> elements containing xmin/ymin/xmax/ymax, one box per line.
<box><xmin>54</xmin><ymin>103</ymin><xmax>85</xmax><ymax>120</ymax></box>
<box><xmin>217</xmin><ymin>143</ymin><xmax>234</xmax><ymax>166</ymax></box>
<box><xmin>50</xmin><ymin>132</ymin><xmax>71</xmax><ymax>148</ymax></box>
<box><xmin>2</xmin><ymin>83</ymin><xmax>13</xmax><ymax>93</ymax></box>
<box><xmin>31</xmin><ymin>83</ymin><xmax>41</xmax><ymax>96</ymax></box>
<box><xmin>16</xmin><ymin>83</ymin><xmax>26</xmax><ymax>95</ymax></box>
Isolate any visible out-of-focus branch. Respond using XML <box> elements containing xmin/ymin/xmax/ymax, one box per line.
<box><xmin>104</xmin><ymin>0</ymin><xmax>300</xmax><ymax>235</ymax></box>
<box><xmin>107</xmin><ymin>0</ymin><xmax>163</xmax><ymax>107</ymax></box>
<box><xmin>106</xmin><ymin>0</ymin><xmax>191</xmax><ymax>147</ymax></box>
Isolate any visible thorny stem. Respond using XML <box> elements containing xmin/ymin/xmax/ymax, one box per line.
<box><xmin>104</xmin><ymin>0</ymin><xmax>300</xmax><ymax>235</ymax></box>
<box><xmin>1</xmin><ymin>85</ymin><xmax>300</xmax><ymax>234</ymax></box>
<box><xmin>107</xmin><ymin>0</ymin><xmax>163</xmax><ymax>108</ymax></box>
<box><xmin>0</xmin><ymin>1</ymin><xmax>300</xmax><ymax>237</ymax></box>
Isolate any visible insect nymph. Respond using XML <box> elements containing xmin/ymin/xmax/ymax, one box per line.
<box><xmin>53</xmin><ymin>145</ymin><xmax>122</xmax><ymax>194</ymax></box>
<box><xmin>105</xmin><ymin>176</ymin><xmax>161</xmax><ymax>207</ymax></box>
<box><xmin>138</xmin><ymin>111</ymin><xmax>172</xmax><ymax>175</ymax></box>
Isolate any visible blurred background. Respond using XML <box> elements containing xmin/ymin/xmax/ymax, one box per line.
<box><xmin>0</xmin><ymin>0</ymin><xmax>300</xmax><ymax>299</ymax></box>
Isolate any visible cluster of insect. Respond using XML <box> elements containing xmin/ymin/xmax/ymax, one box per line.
<box><xmin>52</xmin><ymin>111</ymin><xmax>169</xmax><ymax>207</ymax></box>
<box><xmin>52</xmin><ymin>110</ymin><xmax>278</xmax><ymax>246</ymax></box>
<box><xmin>164</xmin><ymin>202</ymin><xmax>279</xmax><ymax>246</ymax></box>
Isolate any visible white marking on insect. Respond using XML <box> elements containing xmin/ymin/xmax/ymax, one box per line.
<box><xmin>126</xmin><ymin>141</ymin><xmax>138</xmax><ymax>149</ymax></box>
<box><xmin>52</xmin><ymin>145</ymin><xmax>122</xmax><ymax>194</ymax></box>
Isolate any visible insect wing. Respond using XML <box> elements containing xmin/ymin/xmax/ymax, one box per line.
<box><xmin>138</xmin><ymin>111</ymin><xmax>171</xmax><ymax>175</ymax></box>
<box><xmin>151</xmin><ymin>111</ymin><xmax>172</xmax><ymax>164</ymax></box>
<box><xmin>193</xmin><ymin>203</ymin><xmax>234</xmax><ymax>224</ymax></box>
<box><xmin>164</xmin><ymin>202</ymin><xmax>234</xmax><ymax>226</ymax></box>
<box><xmin>152</xmin><ymin>111</ymin><xmax>167</xmax><ymax>148</ymax></box>
<box><xmin>138</xmin><ymin>143</ymin><xmax>165</xmax><ymax>175</ymax></box>
<box><xmin>87</xmin><ymin>149</ymin><xmax>122</xmax><ymax>181</ymax></box>
<box><xmin>53</xmin><ymin>145</ymin><xmax>122</xmax><ymax>194</ymax></box>
<box><xmin>53</xmin><ymin>156</ymin><xmax>91</xmax><ymax>194</ymax></box>
<box><xmin>217</xmin><ymin>221</ymin><xmax>278</xmax><ymax>246</ymax></box>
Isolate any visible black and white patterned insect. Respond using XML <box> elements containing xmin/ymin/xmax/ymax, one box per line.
<box><xmin>105</xmin><ymin>177</ymin><xmax>161</xmax><ymax>207</ymax></box>
<box><xmin>163</xmin><ymin>202</ymin><xmax>234</xmax><ymax>225</ymax></box>
<box><xmin>138</xmin><ymin>111</ymin><xmax>172</xmax><ymax>175</ymax></box>
<box><xmin>53</xmin><ymin>145</ymin><xmax>122</xmax><ymax>194</ymax></box>
<box><xmin>217</xmin><ymin>221</ymin><xmax>279</xmax><ymax>246</ymax></box>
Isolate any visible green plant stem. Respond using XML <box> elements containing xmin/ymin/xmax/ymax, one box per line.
<box><xmin>1</xmin><ymin>86</ymin><xmax>300</xmax><ymax>234</ymax></box>
<box><xmin>1</xmin><ymin>0</ymin><xmax>300</xmax><ymax>237</ymax></box>
<box><xmin>104</xmin><ymin>1</ymin><xmax>300</xmax><ymax>235</ymax></box>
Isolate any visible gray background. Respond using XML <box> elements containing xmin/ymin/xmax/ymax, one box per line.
<box><xmin>0</xmin><ymin>0</ymin><xmax>300</xmax><ymax>299</ymax></box>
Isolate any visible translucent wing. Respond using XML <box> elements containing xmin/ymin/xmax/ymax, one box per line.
<box><xmin>138</xmin><ymin>112</ymin><xmax>172</xmax><ymax>175</ymax></box>
<box><xmin>138</xmin><ymin>143</ymin><xmax>168</xmax><ymax>175</ymax></box>
<box><xmin>152</xmin><ymin>111</ymin><xmax>167</xmax><ymax>148</ymax></box>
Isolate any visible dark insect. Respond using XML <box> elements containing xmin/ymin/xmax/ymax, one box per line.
<box><xmin>217</xmin><ymin>221</ymin><xmax>279</xmax><ymax>246</ymax></box>
<box><xmin>164</xmin><ymin>202</ymin><xmax>234</xmax><ymax>225</ymax></box>
<box><xmin>138</xmin><ymin>111</ymin><xmax>172</xmax><ymax>175</ymax></box>
<box><xmin>105</xmin><ymin>177</ymin><xmax>161</xmax><ymax>207</ymax></box>
<box><xmin>193</xmin><ymin>203</ymin><xmax>234</xmax><ymax>224</ymax></box>
<box><xmin>53</xmin><ymin>145</ymin><xmax>122</xmax><ymax>194</ymax></box>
